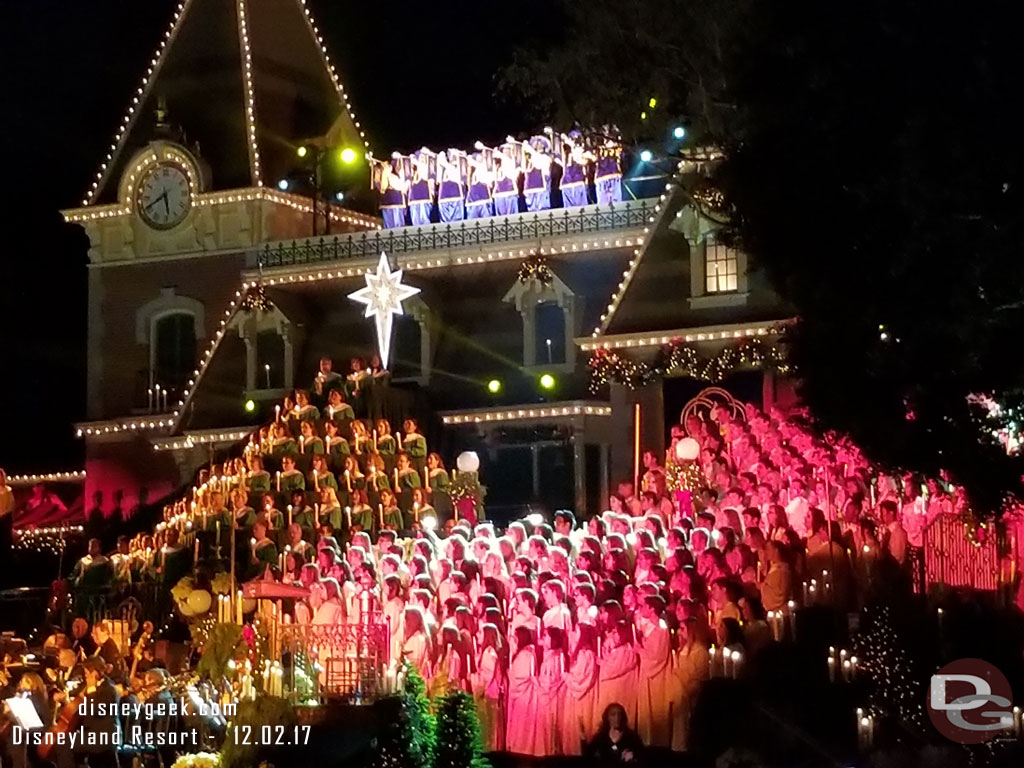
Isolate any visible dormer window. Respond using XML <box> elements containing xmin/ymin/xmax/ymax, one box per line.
<box><xmin>705</xmin><ymin>241</ymin><xmax>739</xmax><ymax>293</ymax></box>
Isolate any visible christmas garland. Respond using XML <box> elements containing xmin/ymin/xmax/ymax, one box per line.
<box><xmin>516</xmin><ymin>254</ymin><xmax>553</xmax><ymax>286</ymax></box>
<box><xmin>449</xmin><ymin>473</ymin><xmax>487</xmax><ymax>509</ymax></box>
<box><xmin>588</xmin><ymin>337</ymin><xmax>789</xmax><ymax>392</ymax></box>
<box><xmin>241</xmin><ymin>283</ymin><xmax>272</xmax><ymax>313</ymax></box>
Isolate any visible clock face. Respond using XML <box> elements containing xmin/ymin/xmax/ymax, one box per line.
<box><xmin>136</xmin><ymin>163</ymin><xmax>191</xmax><ymax>229</ymax></box>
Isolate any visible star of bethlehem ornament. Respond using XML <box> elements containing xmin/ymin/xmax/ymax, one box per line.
<box><xmin>348</xmin><ymin>252</ymin><xmax>421</xmax><ymax>369</ymax></box>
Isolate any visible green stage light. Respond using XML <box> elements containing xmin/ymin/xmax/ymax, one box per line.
<box><xmin>487</xmin><ymin>379</ymin><xmax>502</xmax><ymax>394</ymax></box>
<box><xmin>297</xmin><ymin>145</ymin><xmax>309</xmax><ymax>158</ymax></box>
<box><xmin>539</xmin><ymin>373</ymin><xmax>556</xmax><ymax>390</ymax></box>
<box><xmin>340</xmin><ymin>147</ymin><xmax>358</xmax><ymax>164</ymax></box>
<box><xmin>245</xmin><ymin>399</ymin><xmax>256</xmax><ymax>413</ymax></box>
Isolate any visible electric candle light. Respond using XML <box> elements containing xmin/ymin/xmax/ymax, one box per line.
<box><xmin>345</xmin><ymin>469</ymin><xmax>352</xmax><ymax>492</ymax></box>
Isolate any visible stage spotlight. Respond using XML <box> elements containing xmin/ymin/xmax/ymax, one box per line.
<box><xmin>340</xmin><ymin>147</ymin><xmax>358</xmax><ymax>164</ymax></box>
<box><xmin>487</xmin><ymin>379</ymin><xmax>502</xmax><ymax>394</ymax></box>
<box><xmin>335</xmin><ymin>191</ymin><xmax>345</xmax><ymax>202</ymax></box>
<box><xmin>639</xmin><ymin>149</ymin><xmax>654</xmax><ymax>163</ymax></box>
<box><xmin>297</xmin><ymin>145</ymin><xmax>309</xmax><ymax>158</ymax></box>
<box><xmin>673</xmin><ymin>126</ymin><xmax>686</xmax><ymax>140</ymax></box>
<box><xmin>421</xmin><ymin>514</ymin><xmax>438</xmax><ymax>531</ymax></box>
<box><xmin>244</xmin><ymin>399</ymin><xmax>256</xmax><ymax>413</ymax></box>
<box><xmin>526</xmin><ymin>512</ymin><xmax>544</xmax><ymax>528</ymax></box>
<box><xmin>277</xmin><ymin>179</ymin><xmax>290</xmax><ymax>191</ymax></box>
<box><xmin>539</xmin><ymin>373</ymin><xmax>556</xmax><ymax>390</ymax></box>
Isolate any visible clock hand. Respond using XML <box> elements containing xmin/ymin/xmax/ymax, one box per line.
<box><xmin>163</xmin><ymin>194</ymin><xmax>170</xmax><ymax>215</ymax></box>
<box><xmin>147</xmin><ymin>191</ymin><xmax>168</xmax><ymax>211</ymax></box>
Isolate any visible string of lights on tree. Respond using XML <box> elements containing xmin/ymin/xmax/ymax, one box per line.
<box><xmin>516</xmin><ymin>253</ymin><xmax>554</xmax><ymax>286</ymax></box>
<box><xmin>852</xmin><ymin>603</ymin><xmax>926</xmax><ymax>740</ymax></box>
<box><xmin>588</xmin><ymin>337</ymin><xmax>789</xmax><ymax>392</ymax></box>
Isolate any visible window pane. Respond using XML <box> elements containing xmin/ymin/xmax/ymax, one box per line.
<box><xmin>154</xmin><ymin>313</ymin><xmax>196</xmax><ymax>389</ymax></box>
<box><xmin>535</xmin><ymin>303</ymin><xmax>567</xmax><ymax>364</ymax></box>
<box><xmin>704</xmin><ymin>241</ymin><xmax>739</xmax><ymax>294</ymax></box>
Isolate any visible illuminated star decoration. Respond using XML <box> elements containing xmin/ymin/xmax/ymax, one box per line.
<box><xmin>348</xmin><ymin>252</ymin><xmax>420</xmax><ymax>369</ymax></box>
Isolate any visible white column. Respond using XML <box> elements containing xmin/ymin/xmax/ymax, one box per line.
<box><xmin>572</xmin><ymin>416</ymin><xmax>586</xmax><ymax>515</ymax></box>
<box><xmin>561</xmin><ymin>296</ymin><xmax>575</xmax><ymax>370</ymax></box>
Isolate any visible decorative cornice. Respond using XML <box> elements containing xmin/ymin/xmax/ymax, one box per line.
<box><xmin>577</xmin><ymin>320</ymin><xmax>792</xmax><ymax>351</ymax></box>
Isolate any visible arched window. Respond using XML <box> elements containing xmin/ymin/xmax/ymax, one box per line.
<box><xmin>152</xmin><ymin>312</ymin><xmax>197</xmax><ymax>389</ymax></box>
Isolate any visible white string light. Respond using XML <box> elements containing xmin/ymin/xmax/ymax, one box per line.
<box><xmin>236</xmin><ymin>0</ymin><xmax>262</xmax><ymax>186</ymax></box>
<box><xmin>6</xmin><ymin>471</ymin><xmax>86</xmax><ymax>485</ymax></box>
<box><xmin>578</xmin><ymin>323</ymin><xmax>781</xmax><ymax>351</ymax></box>
<box><xmin>593</xmin><ymin>185</ymin><xmax>677</xmax><ymax>337</ymax></box>
<box><xmin>295</xmin><ymin>0</ymin><xmax>372</xmax><ymax>155</ymax></box>
<box><xmin>83</xmin><ymin>1</ymin><xmax>192</xmax><ymax>206</ymax></box>
<box><xmin>441</xmin><ymin>402</ymin><xmax>612</xmax><ymax>425</ymax></box>
<box><xmin>64</xmin><ymin>186</ymin><xmax>381</xmax><ymax>228</ymax></box>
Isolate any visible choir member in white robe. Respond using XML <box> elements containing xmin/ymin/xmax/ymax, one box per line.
<box><xmin>563</xmin><ymin>624</ymin><xmax>599</xmax><ymax>755</ymax></box>
<box><xmin>473</xmin><ymin>623</ymin><xmax>506</xmax><ymax>752</ymax></box>
<box><xmin>634</xmin><ymin>596</ymin><xmax>673</xmax><ymax>747</ymax></box>
<box><xmin>596</xmin><ymin>622</ymin><xmax>638</xmax><ymax>726</ymax></box>
<box><xmin>541</xmin><ymin>580</ymin><xmax>571</xmax><ymax>631</ymax></box>
<box><xmin>505</xmin><ymin>625</ymin><xmax>542</xmax><ymax>755</ymax></box>
<box><xmin>382</xmin><ymin>574</ymin><xmax>405</xmax><ymax>664</ymax></box>
<box><xmin>670</xmin><ymin>617</ymin><xmax>709</xmax><ymax>752</ymax></box>
<box><xmin>536</xmin><ymin>627</ymin><xmax>568</xmax><ymax>754</ymax></box>
<box><xmin>402</xmin><ymin>606</ymin><xmax>432</xmax><ymax>681</ymax></box>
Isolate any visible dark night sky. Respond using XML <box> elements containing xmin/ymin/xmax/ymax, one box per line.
<box><xmin>0</xmin><ymin>0</ymin><xmax>550</xmax><ymax>473</ymax></box>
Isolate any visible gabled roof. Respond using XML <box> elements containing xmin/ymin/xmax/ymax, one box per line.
<box><xmin>82</xmin><ymin>0</ymin><xmax>369</xmax><ymax>206</ymax></box>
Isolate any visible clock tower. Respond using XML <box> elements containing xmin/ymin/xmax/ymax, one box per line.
<box><xmin>60</xmin><ymin>0</ymin><xmax>380</xmax><ymax>508</ymax></box>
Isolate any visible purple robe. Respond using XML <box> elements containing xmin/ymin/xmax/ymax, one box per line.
<box><xmin>523</xmin><ymin>168</ymin><xmax>550</xmax><ymax>212</ymax></box>
<box><xmin>465</xmin><ymin>182</ymin><xmax>494</xmax><ymax>219</ymax></box>
<box><xmin>595</xmin><ymin>155</ymin><xmax>622</xmax><ymax>205</ymax></box>
<box><xmin>408</xmin><ymin>179</ymin><xmax>433</xmax><ymax>226</ymax></box>
<box><xmin>494</xmin><ymin>176</ymin><xmax>519</xmax><ymax>216</ymax></box>
<box><xmin>380</xmin><ymin>187</ymin><xmax>407</xmax><ymax>228</ymax></box>
<box><xmin>439</xmin><ymin>180</ymin><xmax>465</xmax><ymax>222</ymax></box>
<box><xmin>561</xmin><ymin>161</ymin><xmax>588</xmax><ymax>207</ymax></box>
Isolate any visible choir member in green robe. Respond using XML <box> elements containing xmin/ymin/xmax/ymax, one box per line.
<box><xmin>288</xmin><ymin>489</ymin><xmax>317</xmax><ymax>531</ymax></box>
<box><xmin>245</xmin><ymin>455</ymin><xmax>272</xmax><ymax>493</ymax></box>
<box><xmin>231</xmin><ymin>488</ymin><xmax>257</xmax><ymax>528</ymax></box>
<box><xmin>350</xmin><ymin>419</ymin><xmax>371</xmax><ymax>466</ymax></box>
<box><xmin>309</xmin><ymin>454</ymin><xmax>337</xmax><ymax>493</ymax></box>
<box><xmin>346</xmin><ymin>357</ymin><xmax>368</xmax><ymax>417</ymax></box>
<box><xmin>325</xmin><ymin>388</ymin><xmax>356</xmax><ymax>424</ymax></box>
<box><xmin>256</xmin><ymin>492</ymin><xmax>285</xmax><ymax>530</ymax></box>
<box><xmin>427</xmin><ymin>452</ymin><xmax>453</xmax><ymax>522</ymax></box>
<box><xmin>319</xmin><ymin>486</ymin><xmax>344</xmax><ymax>536</ymax></box>
<box><xmin>394</xmin><ymin>452</ymin><xmax>422</xmax><ymax>520</ymax></box>
<box><xmin>375</xmin><ymin>418</ymin><xmax>397</xmax><ymax>477</ymax></box>
<box><xmin>294</xmin><ymin>389</ymin><xmax>321</xmax><ymax>423</ymax></box>
<box><xmin>337</xmin><ymin>455</ymin><xmax>366</xmax><ymax>508</ymax></box>
<box><xmin>271</xmin><ymin>422</ymin><xmax>298</xmax><ymax>458</ymax></box>
<box><xmin>248</xmin><ymin>521</ymin><xmax>278</xmax><ymax>579</ymax></box>
<box><xmin>365</xmin><ymin>354</ymin><xmax>390</xmax><ymax>423</ymax></box>
<box><xmin>324</xmin><ymin>421</ymin><xmax>351</xmax><ymax>471</ymax></box>
<box><xmin>313</xmin><ymin>355</ymin><xmax>345</xmax><ymax>408</ymax></box>
<box><xmin>409</xmin><ymin>487</ymin><xmax>436</xmax><ymax>532</ymax></box>
<box><xmin>299</xmin><ymin>419</ymin><xmax>325</xmax><ymax>457</ymax></box>
<box><xmin>378</xmin><ymin>489</ymin><xmax>403</xmax><ymax>533</ymax></box>
<box><xmin>402</xmin><ymin>418</ymin><xmax>428</xmax><ymax>475</ymax></box>
<box><xmin>350</xmin><ymin>489</ymin><xmax>375</xmax><ymax>533</ymax></box>
<box><xmin>277</xmin><ymin>455</ymin><xmax>305</xmax><ymax>495</ymax></box>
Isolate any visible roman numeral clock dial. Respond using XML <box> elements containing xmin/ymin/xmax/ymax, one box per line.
<box><xmin>136</xmin><ymin>162</ymin><xmax>191</xmax><ymax>229</ymax></box>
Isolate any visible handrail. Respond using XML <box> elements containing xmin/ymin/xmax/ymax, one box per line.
<box><xmin>246</xmin><ymin>199</ymin><xmax>655</xmax><ymax>271</ymax></box>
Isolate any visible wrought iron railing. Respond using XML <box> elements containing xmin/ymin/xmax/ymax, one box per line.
<box><xmin>280</xmin><ymin>620</ymin><xmax>391</xmax><ymax>701</ymax></box>
<box><xmin>247</xmin><ymin>198</ymin><xmax>655</xmax><ymax>271</ymax></box>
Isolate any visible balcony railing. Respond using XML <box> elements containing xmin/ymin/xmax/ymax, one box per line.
<box><xmin>247</xmin><ymin>198</ymin><xmax>655</xmax><ymax>271</ymax></box>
